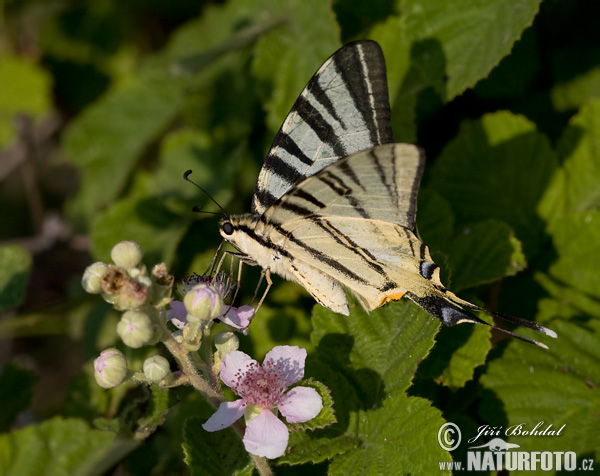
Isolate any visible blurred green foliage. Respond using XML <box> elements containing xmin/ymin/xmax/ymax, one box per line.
<box><xmin>1</xmin><ymin>0</ymin><xmax>600</xmax><ymax>474</ymax></box>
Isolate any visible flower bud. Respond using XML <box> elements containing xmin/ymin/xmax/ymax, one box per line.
<box><xmin>94</xmin><ymin>348</ymin><xmax>127</xmax><ymax>389</ymax></box>
<box><xmin>117</xmin><ymin>310</ymin><xmax>155</xmax><ymax>348</ymax></box>
<box><xmin>100</xmin><ymin>266</ymin><xmax>149</xmax><ymax>310</ymax></box>
<box><xmin>111</xmin><ymin>241</ymin><xmax>143</xmax><ymax>270</ymax></box>
<box><xmin>214</xmin><ymin>331</ymin><xmax>239</xmax><ymax>355</ymax></box>
<box><xmin>82</xmin><ymin>262</ymin><xmax>109</xmax><ymax>294</ymax></box>
<box><xmin>117</xmin><ymin>276</ymin><xmax>150</xmax><ymax>310</ymax></box>
<box><xmin>183</xmin><ymin>284</ymin><xmax>224</xmax><ymax>323</ymax></box>
<box><xmin>143</xmin><ymin>355</ymin><xmax>170</xmax><ymax>382</ymax></box>
<box><xmin>151</xmin><ymin>263</ymin><xmax>174</xmax><ymax>307</ymax></box>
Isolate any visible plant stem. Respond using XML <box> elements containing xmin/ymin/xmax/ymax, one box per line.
<box><xmin>162</xmin><ymin>335</ymin><xmax>222</xmax><ymax>404</ymax></box>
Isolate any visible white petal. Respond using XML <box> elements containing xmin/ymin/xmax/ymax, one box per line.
<box><xmin>220</xmin><ymin>350</ymin><xmax>256</xmax><ymax>389</ymax></box>
<box><xmin>264</xmin><ymin>346</ymin><xmax>306</xmax><ymax>386</ymax></box>
<box><xmin>279</xmin><ymin>386</ymin><xmax>323</xmax><ymax>423</ymax></box>
<box><xmin>202</xmin><ymin>399</ymin><xmax>247</xmax><ymax>432</ymax></box>
<box><xmin>243</xmin><ymin>409</ymin><xmax>289</xmax><ymax>459</ymax></box>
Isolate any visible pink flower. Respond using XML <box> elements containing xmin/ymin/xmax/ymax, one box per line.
<box><xmin>167</xmin><ymin>300</ymin><xmax>254</xmax><ymax>331</ymax></box>
<box><xmin>202</xmin><ymin>346</ymin><xmax>323</xmax><ymax>459</ymax></box>
<box><xmin>166</xmin><ymin>300</ymin><xmax>188</xmax><ymax>330</ymax></box>
<box><xmin>167</xmin><ymin>272</ymin><xmax>255</xmax><ymax>331</ymax></box>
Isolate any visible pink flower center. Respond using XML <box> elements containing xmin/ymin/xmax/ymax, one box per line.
<box><xmin>231</xmin><ymin>361</ymin><xmax>288</xmax><ymax>409</ymax></box>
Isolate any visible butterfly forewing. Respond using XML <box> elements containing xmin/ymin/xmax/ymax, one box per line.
<box><xmin>252</xmin><ymin>40</ymin><xmax>393</xmax><ymax>215</ymax></box>
<box><xmin>264</xmin><ymin>143</ymin><xmax>425</xmax><ymax>230</ymax></box>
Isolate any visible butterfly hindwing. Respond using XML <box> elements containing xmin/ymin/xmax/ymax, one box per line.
<box><xmin>261</xmin><ymin>143</ymin><xmax>427</xmax><ymax>312</ymax></box>
<box><xmin>252</xmin><ymin>40</ymin><xmax>393</xmax><ymax>215</ymax></box>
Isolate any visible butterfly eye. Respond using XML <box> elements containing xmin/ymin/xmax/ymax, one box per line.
<box><xmin>222</xmin><ymin>222</ymin><xmax>234</xmax><ymax>235</ymax></box>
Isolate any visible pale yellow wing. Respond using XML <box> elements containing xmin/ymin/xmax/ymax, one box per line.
<box><xmin>261</xmin><ymin>143</ymin><xmax>428</xmax><ymax>311</ymax></box>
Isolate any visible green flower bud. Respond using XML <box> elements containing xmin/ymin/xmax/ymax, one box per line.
<box><xmin>82</xmin><ymin>262</ymin><xmax>109</xmax><ymax>294</ymax></box>
<box><xmin>94</xmin><ymin>348</ymin><xmax>127</xmax><ymax>389</ymax></box>
<box><xmin>111</xmin><ymin>241</ymin><xmax>143</xmax><ymax>270</ymax></box>
<box><xmin>117</xmin><ymin>310</ymin><xmax>155</xmax><ymax>348</ymax></box>
<box><xmin>143</xmin><ymin>355</ymin><xmax>170</xmax><ymax>382</ymax></box>
<box><xmin>183</xmin><ymin>284</ymin><xmax>224</xmax><ymax>323</ymax></box>
<box><xmin>214</xmin><ymin>331</ymin><xmax>239</xmax><ymax>355</ymax></box>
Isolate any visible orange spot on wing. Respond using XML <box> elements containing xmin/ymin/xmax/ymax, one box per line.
<box><xmin>378</xmin><ymin>292</ymin><xmax>405</xmax><ymax>307</ymax></box>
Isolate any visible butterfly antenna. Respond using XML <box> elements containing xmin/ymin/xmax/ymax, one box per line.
<box><xmin>184</xmin><ymin>170</ymin><xmax>228</xmax><ymax>217</ymax></box>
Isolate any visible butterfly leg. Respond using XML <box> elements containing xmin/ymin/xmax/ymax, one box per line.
<box><xmin>204</xmin><ymin>240</ymin><xmax>226</xmax><ymax>276</ymax></box>
<box><xmin>227</xmin><ymin>256</ymin><xmax>245</xmax><ymax>308</ymax></box>
<box><xmin>213</xmin><ymin>247</ymin><xmax>231</xmax><ymax>277</ymax></box>
<box><xmin>253</xmin><ymin>268</ymin><xmax>272</xmax><ymax>312</ymax></box>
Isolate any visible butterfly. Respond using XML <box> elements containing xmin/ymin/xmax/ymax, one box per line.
<box><xmin>216</xmin><ymin>40</ymin><xmax>556</xmax><ymax>348</ymax></box>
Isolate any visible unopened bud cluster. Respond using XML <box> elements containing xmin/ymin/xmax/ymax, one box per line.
<box><xmin>83</xmin><ymin>241</ymin><xmax>175</xmax><ymax>388</ymax></box>
<box><xmin>83</xmin><ymin>241</ymin><xmax>252</xmax><ymax>392</ymax></box>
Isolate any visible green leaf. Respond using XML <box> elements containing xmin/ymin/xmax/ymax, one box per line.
<box><xmin>90</xmin><ymin>195</ymin><xmax>190</xmax><ymax>265</ymax></box>
<box><xmin>138</xmin><ymin>128</ymin><xmax>242</xmax><ymax>207</ymax></box>
<box><xmin>0</xmin><ymin>57</ymin><xmax>52</xmax><ymax>147</ymax></box>
<box><xmin>0</xmin><ymin>363</ymin><xmax>38</xmax><ymax>432</ymax></box>
<box><xmin>480</xmin><ymin>320</ymin><xmax>600</xmax><ymax>465</ymax></box>
<box><xmin>0</xmin><ymin>417</ymin><xmax>127</xmax><ymax>476</ymax></box>
<box><xmin>541</xmin><ymin>97</ymin><xmax>600</xmax><ymax>219</ymax></box>
<box><xmin>418</xmin><ymin>323</ymin><xmax>491</xmax><ymax>390</ymax></box>
<box><xmin>283</xmin><ymin>433</ymin><xmax>359</xmax><ymax>466</ymax></box>
<box><xmin>400</xmin><ymin>0</ymin><xmax>541</xmax><ymax>100</ymax></box>
<box><xmin>182</xmin><ymin>416</ymin><xmax>251</xmax><ymax>476</ymax></box>
<box><xmin>417</xmin><ymin>189</ymin><xmax>455</xmax><ymax>252</ymax></box>
<box><xmin>545</xmin><ymin>210</ymin><xmax>600</xmax><ymax>299</ymax></box>
<box><xmin>429</xmin><ymin>111</ymin><xmax>557</xmax><ymax>258</ymax></box>
<box><xmin>328</xmin><ymin>394</ymin><xmax>450</xmax><ymax>475</ymax></box>
<box><xmin>551</xmin><ymin>66</ymin><xmax>600</xmax><ymax>112</ymax></box>
<box><xmin>535</xmin><ymin>273</ymin><xmax>600</xmax><ymax>321</ymax></box>
<box><xmin>311</xmin><ymin>299</ymin><xmax>439</xmax><ymax>398</ymax></box>
<box><xmin>64</xmin><ymin>81</ymin><xmax>184</xmax><ymax>226</ymax></box>
<box><xmin>251</xmin><ymin>0</ymin><xmax>340</xmax><ymax>135</ymax></box>
<box><xmin>536</xmin><ymin>101</ymin><xmax>600</xmax><ymax>302</ymax></box>
<box><xmin>446</xmin><ymin>220</ymin><xmax>527</xmax><ymax>292</ymax></box>
<box><xmin>0</xmin><ymin>245</ymin><xmax>32</xmax><ymax>313</ymax></box>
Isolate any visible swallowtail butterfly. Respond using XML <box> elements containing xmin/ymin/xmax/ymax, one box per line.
<box><xmin>217</xmin><ymin>40</ymin><xmax>556</xmax><ymax>348</ymax></box>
